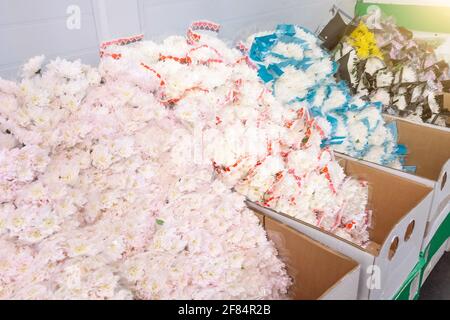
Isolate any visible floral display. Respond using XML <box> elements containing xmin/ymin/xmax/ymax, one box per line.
<box><xmin>332</xmin><ymin>9</ymin><xmax>450</xmax><ymax>127</ymax></box>
<box><xmin>347</xmin><ymin>22</ymin><xmax>383</xmax><ymax>60</ymax></box>
<box><xmin>243</xmin><ymin>24</ymin><xmax>407</xmax><ymax>169</ymax></box>
<box><xmin>0</xmin><ymin>21</ymin><xmax>375</xmax><ymax>299</ymax></box>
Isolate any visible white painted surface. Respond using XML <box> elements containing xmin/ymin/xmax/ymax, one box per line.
<box><xmin>335</xmin><ymin>0</ymin><xmax>357</xmax><ymax>15</ymax></box>
<box><xmin>0</xmin><ymin>0</ymin><xmax>100</xmax><ymax>80</ymax></box>
<box><xmin>423</xmin><ymin>203</ymin><xmax>450</xmax><ymax>252</ymax></box>
<box><xmin>138</xmin><ymin>0</ymin><xmax>340</xmax><ymax>41</ymax></box>
<box><xmin>1</xmin><ymin>0</ymin><xmax>357</xmax><ymax>79</ymax></box>
<box><xmin>92</xmin><ymin>0</ymin><xmax>142</xmax><ymax>42</ymax></box>
<box><xmin>321</xmin><ymin>266</ymin><xmax>360</xmax><ymax>300</ymax></box>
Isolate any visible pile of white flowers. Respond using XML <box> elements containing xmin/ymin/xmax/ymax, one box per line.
<box><xmin>0</xmin><ymin>22</ymin><xmax>372</xmax><ymax>299</ymax></box>
<box><xmin>244</xmin><ymin>25</ymin><xmax>405</xmax><ymax>169</ymax></box>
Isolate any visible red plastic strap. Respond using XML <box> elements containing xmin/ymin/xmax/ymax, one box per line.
<box><xmin>266</xmin><ymin>140</ymin><xmax>273</xmax><ymax>156</ymax></box>
<box><xmin>320</xmin><ymin>165</ymin><xmax>336</xmax><ymax>194</ymax></box>
<box><xmin>189</xmin><ymin>44</ymin><xmax>223</xmax><ymax>58</ymax></box>
<box><xmin>190</xmin><ymin>21</ymin><xmax>220</xmax><ymax>33</ymax></box>
<box><xmin>261</xmin><ymin>168</ymin><xmax>286</xmax><ymax>207</ymax></box>
<box><xmin>345</xmin><ymin>220</ymin><xmax>356</xmax><ymax>230</ymax></box>
<box><xmin>313</xmin><ymin>121</ymin><xmax>325</xmax><ymax>138</ymax></box>
<box><xmin>100</xmin><ymin>52</ymin><xmax>122</xmax><ymax>60</ymax></box>
<box><xmin>233</xmin><ymin>56</ymin><xmax>257</xmax><ymax>69</ymax></box>
<box><xmin>140</xmin><ymin>62</ymin><xmax>165</xmax><ymax>87</ymax></box>
<box><xmin>212</xmin><ymin>158</ymin><xmax>242</xmax><ymax>174</ymax></box>
<box><xmin>287</xmin><ymin>168</ymin><xmax>302</xmax><ymax>188</ymax></box>
<box><xmin>243</xmin><ymin>158</ymin><xmax>265</xmax><ymax>185</ymax></box>
<box><xmin>232</xmin><ymin>79</ymin><xmax>243</xmax><ymax>103</ymax></box>
<box><xmin>284</xmin><ymin>120</ymin><xmax>294</xmax><ymax>128</ymax></box>
<box><xmin>186</xmin><ymin>21</ymin><xmax>220</xmax><ymax>44</ymax></box>
<box><xmin>159</xmin><ymin>54</ymin><xmax>192</xmax><ymax>65</ymax></box>
<box><xmin>159</xmin><ymin>45</ymin><xmax>223</xmax><ymax>66</ymax></box>
<box><xmin>100</xmin><ymin>34</ymin><xmax>144</xmax><ymax>50</ymax></box>
<box><xmin>200</xmin><ymin>58</ymin><xmax>224</xmax><ymax>65</ymax></box>
<box><xmin>236</xmin><ymin>41</ymin><xmax>249</xmax><ymax>54</ymax></box>
<box><xmin>99</xmin><ymin>34</ymin><xmax>144</xmax><ymax>58</ymax></box>
<box><xmin>161</xmin><ymin>86</ymin><xmax>209</xmax><ymax>105</ymax></box>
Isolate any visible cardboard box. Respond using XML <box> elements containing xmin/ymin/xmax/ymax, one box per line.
<box><xmin>255</xmin><ymin>213</ymin><xmax>360</xmax><ymax>299</ymax></box>
<box><xmin>335</xmin><ymin>153</ymin><xmax>450</xmax><ymax>281</ymax></box>
<box><xmin>254</xmin><ymin>211</ymin><xmax>264</xmax><ymax>226</ymax></box>
<box><xmin>436</xmin><ymin>92</ymin><xmax>450</xmax><ymax>113</ymax></box>
<box><xmin>393</xmin><ymin>257</ymin><xmax>425</xmax><ymax>300</ymax></box>
<box><xmin>247</xmin><ymin>157</ymin><xmax>433</xmax><ymax>299</ymax></box>
<box><xmin>382</xmin><ymin>115</ymin><xmax>450</xmax><ymax>250</ymax></box>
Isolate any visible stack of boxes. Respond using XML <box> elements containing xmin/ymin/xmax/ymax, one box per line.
<box><xmin>247</xmin><ymin>115</ymin><xmax>449</xmax><ymax>300</ymax></box>
<box><xmin>248</xmin><ymin>155</ymin><xmax>435</xmax><ymax>300</ymax></box>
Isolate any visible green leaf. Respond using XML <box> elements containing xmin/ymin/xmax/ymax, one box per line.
<box><xmin>156</xmin><ymin>219</ymin><xmax>164</xmax><ymax>226</ymax></box>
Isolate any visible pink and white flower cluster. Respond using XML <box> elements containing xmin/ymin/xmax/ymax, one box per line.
<box><xmin>0</xmin><ymin>27</ymin><xmax>371</xmax><ymax>299</ymax></box>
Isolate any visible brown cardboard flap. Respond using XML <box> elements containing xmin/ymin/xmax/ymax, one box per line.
<box><xmin>264</xmin><ymin>216</ymin><xmax>358</xmax><ymax>300</ymax></box>
<box><xmin>441</xmin><ymin>80</ymin><xmax>450</xmax><ymax>93</ymax></box>
<box><xmin>338</xmin><ymin>158</ymin><xmax>432</xmax><ymax>246</ymax></box>
<box><xmin>254</xmin><ymin>212</ymin><xmax>264</xmax><ymax>227</ymax></box>
<box><xmin>394</xmin><ymin>119</ymin><xmax>450</xmax><ymax>181</ymax></box>
<box><xmin>436</xmin><ymin>93</ymin><xmax>450</xmax><ymax>112</ymax></box>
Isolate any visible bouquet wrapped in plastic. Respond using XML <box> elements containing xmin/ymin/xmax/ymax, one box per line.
<box><xmin>328</xmin><ymin>9</ymin><xmax>450</xmax><ymax>127</ymax></box>
<box><xmin>242</xmin><ymin>24</ymin><xmax>407</xmax><ymax>169</ymax></box>
<box><xmin>0</xmin><ymin>21</ymin><xmax>374</xmax><ymax>299</ymax></box>
<box><xmin>0</xmin><ymin>32</ymin><xmax>291</xmax><ymax>299</ymax></box>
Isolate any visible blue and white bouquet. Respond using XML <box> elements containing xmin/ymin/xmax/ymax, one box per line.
<box><xmin>245</xmin><ymin>24</ymin><xmax>410</xmax><ymax>170</ymax></box>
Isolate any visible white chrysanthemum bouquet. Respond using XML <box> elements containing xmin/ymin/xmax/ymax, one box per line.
<box><xmin>0</xmin><ymin>21</ymin><xmax>374</xmax><ymax>299</ymax></box>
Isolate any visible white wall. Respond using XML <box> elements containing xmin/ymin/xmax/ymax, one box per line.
<box><xmin>92</xmin><ymin>0</ymin><xmax>142</xmax><ymax>42</ymax></box>
<box><xmin>138</xmin><ymin>0</ymin><xmax>339</xmax><ymax>42</ymax></box>
<box><xmin>0</xmin><ymin>0</ymin><xmax>100</xmax><ymax>79</ymax></box>
<box><xmin>0</xmin><ymin>0</ymin><xmax>356</xmax><ymax>80</ymax></box>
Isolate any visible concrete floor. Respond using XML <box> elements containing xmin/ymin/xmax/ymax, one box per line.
<box><xmin>420</xmin><ymin>252</ymin><xmax>450</xmax><ymax>300</ymax></box>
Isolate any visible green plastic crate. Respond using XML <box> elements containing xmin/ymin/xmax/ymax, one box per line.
<box><xmin>393</xmin><ymin>257</ymin><xmax>425</xmax><ymax>300</ymax></box>
<box><xmin>355</xmin><ymin>0</ymin><xmax>450</xmax><ymax>34</ymax></box>
<box><xmin>394</xmin><ymin>211</ymin><xmax>449</xmax><ymax>300</ymax></box>
<box><xmin>421</xmin><ymin>211</ymin><xmax>450</xmax><ymax>277</ymax></box>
